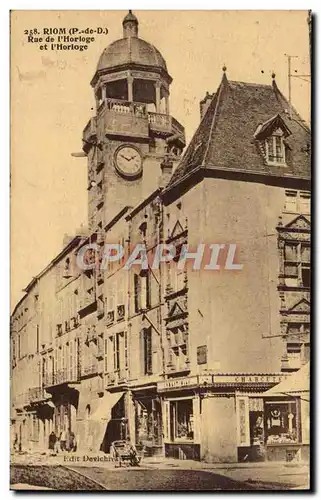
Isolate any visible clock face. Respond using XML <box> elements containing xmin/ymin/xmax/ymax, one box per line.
<box><xmin>115</xmin><ymin>146</ymin><xmax>143</xmax><ymax>179</ymax></box>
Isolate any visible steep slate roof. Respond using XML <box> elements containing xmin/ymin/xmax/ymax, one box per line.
<box><xmin>168</xmin><ymin>74</ymin><xmax>311</xmax><ymax>189</ymax></box>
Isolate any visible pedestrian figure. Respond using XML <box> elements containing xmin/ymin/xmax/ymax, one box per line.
<box><xmin>69</xmin><ymin>431</ymin><xmax>76</xmax><ymax>452</ymax></box>
<box><xmin>55</xmin><ymin>433</ymin><xmax>60</xmax><ymax>454</ymax></box>
<box><xmin>13</xmin><ymin>433</ymin><xmax>18</xmax><ymax>452</ymax></box>
<box><xmin>48</xmin><ymin>431</ymin><xmax>57</xmax><ymax>452</ymax></box>
<box><xmin>60</xmin><ymin>429</ymin><xmax>67</xmax><ymax>451</ymax></box>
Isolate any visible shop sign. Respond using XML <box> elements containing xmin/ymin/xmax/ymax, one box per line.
<box><xmin>214</xmin><ymin>374</ymin><xmax>286</xmax><ymax>385</ymax></box>
<box><xmin>157</xmin><ymin>376</ymin><xmax>198</xmax><ymax>392</ymax></box>
<box><xmin>157</xmin><ymin>374</ymin><xmax>286</xmax><ymax>392</ymax></box>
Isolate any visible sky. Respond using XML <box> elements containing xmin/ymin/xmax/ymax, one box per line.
<box><xmin>11</xmin><ymin>10</ymin><xmax>310</xmax><ymax>307</ymax></box>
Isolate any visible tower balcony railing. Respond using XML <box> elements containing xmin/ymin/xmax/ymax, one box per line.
<box><xmin>105</xmin><ymin>98</ymin><xmax>148</xmax><ymax>116</ymax></box>
<box><xmin>95</xmin><ymin>98</ymin><xmax>185</xmax><ymax>145</ymax></box>
<box><xmin>98</xmin><ymin>98</ymin><xmax>147</xmax><ymax>117</ymax></box>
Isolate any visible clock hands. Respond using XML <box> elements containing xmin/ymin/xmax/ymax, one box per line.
<box><xmin>120</xmin><ymin>153</ymin><xmax>131</xmax><ymax>161</ymax></box>
<box><xmin>120</xmin><ymin>153</ymin><xmax>139</xmax><ymax>162</ymax></box>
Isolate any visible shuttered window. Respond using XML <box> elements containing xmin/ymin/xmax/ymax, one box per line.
<box><xmin>69</xmin><ymin>341</ymin><xmax>73</xmax><ymax>380</ymax></box>
<box><xmin>124</xmin><ymin>332</ymin><xmax>128</xmax><ymax>369</ymax></box>
<box><xmin>284</xmin><ymin>241</ymin><xmax>310</xmax><ymax>286</ymax></box>
<box><xmin>143</xmin><ymin>327</ymin><xmax>153</xmax><ymax>375</ymax></box>
<box><xmin>134</xmin><ymin>273</ymin><xmax>141</xmax><ymax>312</ymax></box>
<box><xmin>104</xmin><ymin>338</ymin><xmax>108</xmax><ymax>373</ymax></box>
<box><xmin>114</xmin><ymin>334</ymin><xmax>119</xmax><ymax>371</ymax></box>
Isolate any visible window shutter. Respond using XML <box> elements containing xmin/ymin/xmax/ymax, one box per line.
<box><xmin>162</xmin><ymin>400</ymin><xmax>170</xmax><ymax>441</ymax></box>
<box><xmin>146</xmin><ymin>273</ymin><xmax>151</xmax><ymax>309</ymax></box>
<box><xmin>62</xmin><ymin>344</ymin><xmax>65</xmax><ymax>375</ymax></box>
<box><xmin>124</xmin><ymin>332</ymin><xmax>128</xmax><ymax>369</ymax></box>
<box><xmin>147</xmin><ymin>329</ymin><xmax>152</xmax><ymax>374</ymax></box>
<box><xmin>104</xmin><ymin>338</ymin><xmax>108</xmax><ymax>372</ymax></box>
<box><xmin>113</xmin><ymin>335</ymin><xmax>117</xmax><ymax>371</ymax></box>
<box><xmin>300</xmin><ymin>192</ymin><xmax>310</xmax><ymax>214</ymax></box>
<box><xmin>285</xmin><ymin>243</ymin><xmax>297</xmax><ymax>262</ymax></box>
<box><xmin>143</xmin><ymin>328</ymin><xmax>152</xmax><ymax>375</ymax></box>
<box><xmin>236</xmin><ymin>396</ymin><xmax>250</xmax><ymax>446</ymax></box>
<box><xmin>36</xmin><ymin>325</ymin><xmax>39</xmax><ymax>354</ymax></box>
<box><xmin>301</xmin><ymin>245</ymin><xmax>310</xmax><ymax>263</ymax></box>
<box><xmin>134</xmin><ymin>274</ymin><xmax>141</xmax><ymax>312</ymax></box>
<box><xmin>69</xmin><ymin>341</ymin><xmax>73</xmax><ymax>380</ymax></box>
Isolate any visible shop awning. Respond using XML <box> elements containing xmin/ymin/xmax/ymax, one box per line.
<box><xmin>91</xmin><ymin>392</ymin><xmax>124</xmax><ymax>421</ymax></box>
<box><xmin>263</xmin><ymin>362</ymin><xmax>310</xmax><ymax>398</ymax></box>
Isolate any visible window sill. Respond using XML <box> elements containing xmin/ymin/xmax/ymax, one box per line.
<box><xmin>266</xmin><ymin>442</ymin><xmax>300</xmax><ymax>447</ymax></box>
<box><xmin>164</xmin><ymin>439</ymin><xmax>198</xmax><ymax>445</ymax></box>
<box><xmin>282</xmin><ymin>210</ymin><xmax>310</xmax><ymax>216</ymax></box>
<box><xmin>266</xmin><ymin>161</ymin><xmax>287</xmax><ymax>167</ymax></box>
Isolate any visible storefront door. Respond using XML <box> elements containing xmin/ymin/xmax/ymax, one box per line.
<box><xmin>135</xmin><ymin>398</ymin><xmax>162</xmax><ymax>446</ymax></box>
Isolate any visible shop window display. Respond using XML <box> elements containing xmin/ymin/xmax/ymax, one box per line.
<box><xmin>250</xmin><ymin>412</ymin><xmax>264</xmax><ymax>446</ymax></box>
<box><xmin>265</xmin><ymin>401</ymin><xmax>297</xmax><ymax>444</ymax></box>
<box><xmin>170</xmin><ymin>400</ymin><xmax>194</xmax><ymax>441</ymax></box>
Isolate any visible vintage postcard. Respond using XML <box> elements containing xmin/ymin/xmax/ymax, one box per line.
<box><xmin>10</xmin><ymin>10</ymin><xmax>311</xmax><ymax>491</ymax></box>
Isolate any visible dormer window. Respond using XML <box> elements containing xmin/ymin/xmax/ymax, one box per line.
<box><xmin>265</xmin><ymin>129</ymin><xmax>285</xmax><ymax>165</ymax></box>
<box><xmin>254</xmin><ymin>114</ymin><xmax>291</xmax><ymax>167</ymax></box>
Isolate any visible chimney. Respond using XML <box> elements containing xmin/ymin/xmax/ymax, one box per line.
<box><xmin>200</xmin><ymin>91</ymin><xmax>214</xmax><ymax>120</ymax></box>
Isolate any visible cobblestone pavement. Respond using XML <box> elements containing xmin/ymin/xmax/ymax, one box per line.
<box><xmin>10</xmin><ymin>451</ymin><xmax>310</xmax><ymax>490</ymax></box>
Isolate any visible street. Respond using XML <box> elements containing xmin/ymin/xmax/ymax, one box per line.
<box><xmin>10</xmin><ymin>462</ymin><xmax>310</xmax><ymax>491</ymax></box>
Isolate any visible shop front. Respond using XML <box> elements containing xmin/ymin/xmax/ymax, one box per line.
<box><xmin>158</xmin><ymin>376</ymin><xmax>203</xmax><ymax>461</ymax></box>
<box><xmin>262</xmin><ymin>362</ymin><xmax>310</xmax><ymax>463</ymax></box>
<box><xmin>157</xmin><ymin>373</ymin><xmax>290</xmax><ymax>463</ymax></box>
<box><xmin>133</xmin><ymin>390</ymin><xmax>163</xmax><ymax>456</ymax></box>
<box><xmin>164</xmin><ymin>396</ymin><xmax>200</xmax><ymax>460</ymax></box>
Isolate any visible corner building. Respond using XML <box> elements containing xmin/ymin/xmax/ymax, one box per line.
<box><xmin>11</xmin><ymin>12</ymin><xmax>310</xmax><ymax>463</ymax></box>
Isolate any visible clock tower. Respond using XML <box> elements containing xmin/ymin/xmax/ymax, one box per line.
<box><xmin>82</xmin><ymin>11</ymin><xmax>186</xmax><ymax>231</ymax></box>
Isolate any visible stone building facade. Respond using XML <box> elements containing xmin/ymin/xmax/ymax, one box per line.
<box><xmin>11</xmin><ymin>12</ymin><xmax>310</xmax><ymax>462</ymax></box>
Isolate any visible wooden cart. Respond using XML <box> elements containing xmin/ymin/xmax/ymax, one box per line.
<box><xmin>111</xmin><ymin>440</ymin><xmax>145</xmax><ymax>467</ymax></box>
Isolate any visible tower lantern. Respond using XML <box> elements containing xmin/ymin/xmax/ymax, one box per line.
<box><xmin>122</xmin><ymin>10</ymin><xmax>139</xmax><ymax>38</ymax></box>
<box><xmin>83</xmin><ymin>11</ymin><xmax>186</xmax><ymax>228</ymax></box>
<box><xmin>90</xmin><ymin>10</ymin><xmax>173</xmax><ymax>113</ymax></box>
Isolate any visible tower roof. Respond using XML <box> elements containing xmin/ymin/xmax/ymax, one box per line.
<box><xmin>166</xmin><ymin>74</ymin><xmax>310</xmax><ymax>191</ymax></box>
<box><xmin>122</xmin><ymin>10</ymin><xmax>138</xmax><ymax>25</ymax></box>
<box><xmin>96</xmin><ymin>37</ymin><xmax>167</xmax><ymax>72</ymax></box>
<box><xmin>94</xmin><ymin>11</ymin><xmax>168</xmax><ymax>78</ymax></box>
